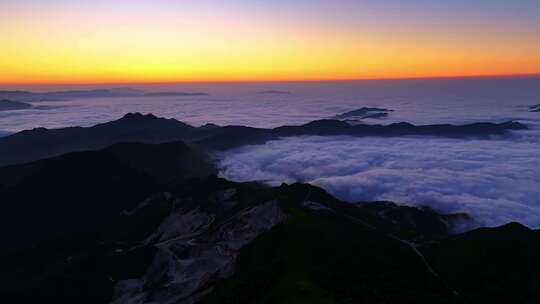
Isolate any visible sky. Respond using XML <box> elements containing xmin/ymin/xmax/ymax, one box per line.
<box><xmin>1</xmin><ymin>0</ymin><xmax>540</xmax><ymax>84</ymax></box>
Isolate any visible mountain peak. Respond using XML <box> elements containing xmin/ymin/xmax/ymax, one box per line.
<box><xmin>121</xmin><ymin>112</ymin><xmax>158</xmax><ymax>121</ymax></box>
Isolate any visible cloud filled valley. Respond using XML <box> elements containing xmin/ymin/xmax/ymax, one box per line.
<box><xmin>218</xmin><ymin>131</ymin><xmax>540</xmax><ymax>230</ymax></box>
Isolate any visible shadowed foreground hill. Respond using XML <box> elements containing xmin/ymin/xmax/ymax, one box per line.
<box><xmin>0</xmin><ymin>146</ymin><xmax>539</xmax><ymax>303</ymax></box>
<box><xmin>0</xmin><ymin>141</ymin><xmax>216</xmax><ymax>249</ymax></box>
<box><xmin>0</xmin><ymin>112</ymin><xmax>527</xmax><ymax>167</ymax></box>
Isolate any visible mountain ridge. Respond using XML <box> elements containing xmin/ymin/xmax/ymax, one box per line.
<box><xmin>2</xmin><ymin>173</ymin><xmax>539</xmax><ymax>303</ymax></box>
<box><xmin>0</xmin><ymin>139</ymin><xmax>539</xmax><ymax>303</ymax></box>
<box><xmin>0</xmin><ymin>89</ymin><xmax>209</xmax><ymax>102</ymax></box>
<box><xmin>0</xmin><ymin>112</ymin><xmax>527</xmax><ymax>167</ymax></box>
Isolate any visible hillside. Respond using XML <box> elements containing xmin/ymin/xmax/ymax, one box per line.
<box><xmin>0</xmin><ymin>141</ymin><xmax>216</xmax><ymax>249</ymax></box>
<box><xmin>1</xmin><ymin>172</ymin><xmax>539</xmax><ymax>303</ymax></box>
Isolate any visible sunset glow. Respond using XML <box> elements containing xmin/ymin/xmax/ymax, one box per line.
<box><xmin>1</xmin><ymin>0</ymin><xmax>540</xmax><ymax>84</ymax></box>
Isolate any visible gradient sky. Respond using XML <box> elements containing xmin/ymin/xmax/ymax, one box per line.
<box><xmin>1</xmin><ymin>0</ymin><xmax>540</xmax><ymax>84</ymax></box>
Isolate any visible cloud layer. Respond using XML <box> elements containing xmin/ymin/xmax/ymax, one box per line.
<box><xmin>218</xmin><ymin>132</ymin><xmax>540</xmax><ymax>229</ymax></box>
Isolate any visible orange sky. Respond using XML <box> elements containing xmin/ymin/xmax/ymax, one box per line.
<box><xmin>1</xmin><ymin>1</ymin><xmax>540</xmax><ymax>84</ymax></box>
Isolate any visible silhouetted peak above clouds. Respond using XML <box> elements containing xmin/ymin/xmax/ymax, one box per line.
<box><xmin>107</xmin><ymin>87</ymin><xmax>145</xmax><ymax>95</ymax></box>
<box><xmin>258</xmin><ymin>90</ymin><xmax>292</xmax><ymax>94</ymax></box>
<box><xmin>0</xmin><ymin>113</ymin><xmax>194</xmax><ymax>167</ymax></box>
<box><xmin>199</xmin><ymin>122</ymin><xmax>221</xmax><ymax>129</ymax></box>
<box><xmin>389</xmin><ymin>121</ymin><xmax>415</xmax><ymax>127</ymax></box>
<box><xmin>0</xmin><ymin>88</ymin><xmax>209</xmax><ymax>102</ymax></box>
<box><xmin>111</xmin><ymin>112</ymin><xmax>193</xmax><ymax>129</ymax></box>
<box><xmin>0</xmin><ymin>113</ymin><xmax>527</xmax><ymax>167</ymax></box>
<box><xmin>299</xmin><ymin>119</ymin><xmax>350</xmax><ymax>128</ymax></box>
<box><xmin>120</xmin><ymin>112</ymin><xmax>159</xmax><ymax>121</ymax></box>
<box><xmin>143</xmin><ymin>91</ymin><xmax>208</xmax><ymax>96</ymax></box>
<box><xmin>0</xmin><ymin>99</ymin><xmax>33</xmax><ymax>111</ymax></box>
<box><xmin>334</xmin><ymin>107</ymin><xmax>393</xmax><ymax>120</ymax></box>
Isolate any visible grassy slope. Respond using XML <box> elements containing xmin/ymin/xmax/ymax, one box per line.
<box><xmin>2</xmin><ymin>174</ymin><xmax>540</xmax><ymax>304</ymax></box>
<box><xmin>422</xmin><ymin>224</ymin><xmax>540</xmax><ymax>303</ymax></box>
<box><xmin>203</xmin><ymin>184</ymin><xmax>455</xmax><ymax>304</ymax></box>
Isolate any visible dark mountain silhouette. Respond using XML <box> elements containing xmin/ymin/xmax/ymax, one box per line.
<box><xmin>0</xmin><ymin>113</ymin><xmax>195</xmax><ymax>167</ymax></box>
<box><xmin>421</xmin><ymin>222</ymin><xmax>540</xmax><ymax>302</ymax></box>
<box><xmin>0</xmin><ymin>89</ymin><xmax>209</xmax><ymax>102</ymax></box>
<box><xmin>0</xmin><ymin>99</ymin><xmax>33</xmax><ymax>111</ymax></box>
<box><xmin>334</xmin><ymin>107</ymin><xmax>393</xmax><ymax>120</ymax></box>
<box><xmin>527</xmin><ymin>104</ymin><xmax>540</xmax><ymax>112</ymax></box>
<box><xmin>143</xmin><ymin>92</ymin><xmax>208</xmax><ymax>97</ymax></box>
<box><xmin>0</xmin><ymin>141</ymin><xmax>216</xmax><ymax>249</ymax></box>
<box><xmin>1</xmin><ymin>173</ymin><xmax>539</xmax><ymax>303</ymax></box>
<box><xmin>194</xmin><ymin>118</ymin><xmax>526</xmax><ymax>150</ymax></box>
<box><xmin>0</xmin><ymin>113</ymin><xmax>526</xmax><ymax>167</ymax></box>
<box><xmin>0</xmin><ymin>89</ymin><xmax>140</xmax><ymax>102</ymax></box>
<box><xmin>258</xmin><ymin>90</ymin><xmax>292</xmax><ymax>95</ymax></box>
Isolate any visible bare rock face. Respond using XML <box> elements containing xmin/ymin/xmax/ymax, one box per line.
<box><xmin>144</xmin><ymin>208</ymin><xmax>213</xmax><ymax>244</ymax></box>
<box><xmin>111</xmin><ymin>200</ymin><xmax>288</xmax><ymax>304</ymax></box>
<box><xmin>303</xmin><ymin>200</ymin><xmax>335</xmax><ymax>213</ymax></box>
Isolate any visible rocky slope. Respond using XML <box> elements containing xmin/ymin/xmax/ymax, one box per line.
<box><xmin>0</xmin><ymin>117</ymin><xmax>537</xmax><ymax>303</ymax></box>
<box><xmin>2</xmin><ymin>169</ymin><xmax>539</xmax><ymax>303</ymax></box>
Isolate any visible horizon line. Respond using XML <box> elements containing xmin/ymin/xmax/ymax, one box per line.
<box><xmin>2</xmin><ymin>73</ymin><xmax>539</xmax><ymax>86</ymax></box>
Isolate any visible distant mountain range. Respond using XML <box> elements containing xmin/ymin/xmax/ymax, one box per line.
<box><xmin>334</xmin><ymin>107</ymin><xmax>393</xmax><ymax>120</ymax></box>
<box><xmin>0</xmin><ymin>112</ymin><xmax>526</xmax><ymax>167</ymax></box>
<box><xmin>258</xmin><ymin>90</ymin><xmax>292</xmax><ymax>95</ymax></box>
<box><xmin>0</xmin><ymin>99</ymin><xmax>33</xmax><ymax>111</ymax></box>
<box><xmin>0</xmin><ymin>88</ymin><xmax>208</xmax><ymax>102</ymax></box>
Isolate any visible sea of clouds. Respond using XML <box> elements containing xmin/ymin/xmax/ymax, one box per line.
<box><xmin>2</xmin><ymin>78</ymin><xmax>540</xmax><ymax>135</ymax></box>
<box><xmin>218</xmin><ymin>131</ymin><xmax>540</xmax><ymax>230</ymax></box>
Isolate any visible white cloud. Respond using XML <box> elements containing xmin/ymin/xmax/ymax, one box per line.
<box><xmin>218</xmin><ymin>131</ymin><xmax>540</xmax><ymax>229</ymax></box>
